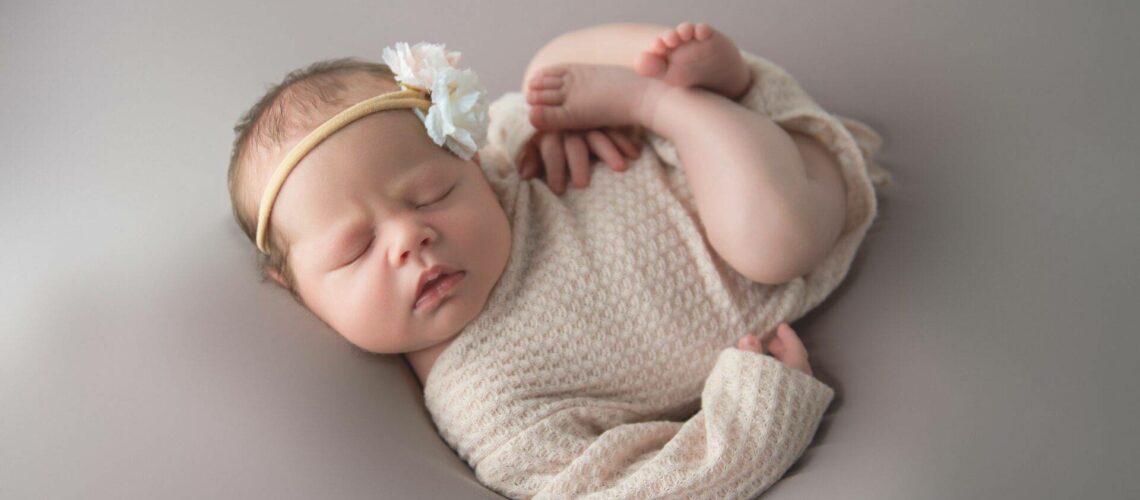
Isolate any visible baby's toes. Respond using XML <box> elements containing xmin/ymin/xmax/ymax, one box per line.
<box><xmin>528</xmin><ymin>72</ymin><xmax>565</xmax><ymax>91</ymax></box>
<box><xmin>526</xmin><ymin>68</ymin><xmax>569</xmax><ymax>106</ymax></box>
<box><xmin>647</xmin><ymin>37</ymin><xmax>669</xmax><ymax>56</ymax></box>
<box><xmin>528</xmin><ymin>104</ymin><xmax>572</xmax><ymax>130</ymax></box>
<box><xmin>634</xmin><ymin>51</ymin><xmax>668</xmax><ymax>78</ymax></box>
<box><xmin>529</xmin><ymin>66</ymin><xmax>568</xmax><ymax>84</ymax></box>
<box><xmin>693</xmin><ymin>22</ymin><xmax>714</xmax><ymax>41</ymax></box>
<box><xmin>526</xmin><ymin>88</ymin><xmax>566</xmax><ymax>106</ymax></box>
<box><xmin>661</xmin><ymin>29</ymin><xmax>682</xmax><ymax>49</ymax></box>
<box><xmin>675</xmin><ymin>22</ymin><xmax>695</xmax><ymax>41</ymax></box>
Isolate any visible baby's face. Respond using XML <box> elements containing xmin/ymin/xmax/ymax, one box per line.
<box><xmin>265</xmin><ymin>95</ymin><xmax>511</xmax><ymax>355</ymax></box>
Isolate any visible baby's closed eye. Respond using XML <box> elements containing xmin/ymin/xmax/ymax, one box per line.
<box><xmin>341</xmin><ymin>184</ymin><xmax>457</xmax><ymax>267</ymax></box>
<box><xmin>418</xmin><ymin>184</ymin><xmax>456</xmax><ymax>208</ymax></box>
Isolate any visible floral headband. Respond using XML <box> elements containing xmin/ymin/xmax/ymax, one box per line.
<box><xmin>255</xmin><ymin>42</ymin><xmax>490</xmax><ymax>255</ymax></box>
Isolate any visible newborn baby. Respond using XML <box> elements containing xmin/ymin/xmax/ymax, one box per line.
<box><xmin>226</xmin><ymin>21</ymin><xmax>889</xmax><ymax>499</ymax></box>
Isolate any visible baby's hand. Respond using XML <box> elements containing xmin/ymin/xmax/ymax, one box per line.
<box><xmin>518</xmin><ymin>126</ymin><xmax>643</xmax><ymax>195</ymax></box>
<box><xmin>736</xmin><ymin>323</ymin><xmax>814</xmax><ymax>377</ymax></box>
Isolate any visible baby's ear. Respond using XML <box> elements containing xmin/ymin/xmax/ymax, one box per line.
<box><xmin>266</xmin><ymin>267</ymin><xmax>288</xmax><ymax>288</ymax></box>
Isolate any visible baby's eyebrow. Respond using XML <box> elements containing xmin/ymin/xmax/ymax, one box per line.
<box><xmin>385</xmin><ymin>162</ymin><xmax>438</xmax><ymax>200</ymax></box>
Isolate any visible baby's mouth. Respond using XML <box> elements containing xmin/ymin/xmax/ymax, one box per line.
<box><xmin>414</xmin><ymin>271</ymin><xmax>466</xmax><ymax>310</ymax></box>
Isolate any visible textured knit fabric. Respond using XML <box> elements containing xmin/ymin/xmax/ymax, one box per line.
<box><xmin>423</xmin><ymin>50</ymin><xmax>893</xmax><ymax>499</ymax></box>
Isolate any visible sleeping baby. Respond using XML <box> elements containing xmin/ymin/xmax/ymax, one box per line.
<box><xmin>226</xmin><ymin>21</ymin><xmax>891</xmax><ymax>499</ymax></box>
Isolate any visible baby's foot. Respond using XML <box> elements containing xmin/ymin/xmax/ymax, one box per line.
<box><xmin>633</xmin><ymin>22</ymin><xmax>753</xmax><ymax>101</ymax></box>
<box><xmin>526</xmin><ymin>64</ymin><xmax>664</xmax><ymax>131</ymax></box>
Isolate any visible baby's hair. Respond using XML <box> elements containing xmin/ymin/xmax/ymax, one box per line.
<box><xmin>227</xmin><ymin>58</ymin><xmax>398</xmax><ymax>303</ymax></box>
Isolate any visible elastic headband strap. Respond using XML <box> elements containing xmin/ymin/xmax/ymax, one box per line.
<box><xmin>255</xmin><ymin>86</ymin><xmax>432</xmax><ymax>254</ymax></box>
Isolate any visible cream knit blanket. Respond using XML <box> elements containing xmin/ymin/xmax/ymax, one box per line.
<box><xmin>423</xmin><ymin>50</ymin><xmax>892</xmax><ymax>499</ymax></box>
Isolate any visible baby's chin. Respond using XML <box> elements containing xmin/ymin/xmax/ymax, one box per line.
<box><xmin>400</xmin><ymin>324</ymin><xmax>472</xmax><ymax>384</ymax></box>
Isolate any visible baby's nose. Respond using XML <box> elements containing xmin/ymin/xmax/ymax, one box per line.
<box><xmin>390</xmin><ymin>223</ymin><xmax>437</xmax><ymax>264</ymax></box>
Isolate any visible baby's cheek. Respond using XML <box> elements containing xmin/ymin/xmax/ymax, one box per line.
<box><xmin>456</xmin><ymin>189</ymin><xmax>500</xmax><ymax>238</ymax></box>
<box><xmin>334</xmin><ymin>282</ymin><xmax>399</xmax><ymax>353</ymax></box>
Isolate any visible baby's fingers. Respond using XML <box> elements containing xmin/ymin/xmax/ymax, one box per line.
<box><xmin>776</xmin><ymin>323</ymin><xmax>807</xmax><ymax>357</ymax></box>
<box><xmin>539</xmin><ymin>131</ymin><xmax>567</xmax><ymax>194</ymax></box>
<box><xmin>771</xmin><ymin>323</ymin><xmax>812</xmax><ymax>376</ymax></box>
<box><xmin>766</xmin><ymin>333</ymin><xmax>786</xmax><ymax>358</ymax></box>
<box><xmin>564</xmin><ymin>132</ymin><xmax>591</xmax><ymax>189</ymax></box>
<box><xmin>585</xmin><ymin>130</ymin><xmax>626</xmax><ymax>172</ymax></box>
<box><xmin>736</xmin><ymin>333</ymin><xmax>764</xmax><ymax>354</ymax></box>
<box><xmin>520</xmin><ymin>142</ymin><xmax>540</xmax><ymax>180</ymax></box>
<box><xmin>604</xmin><ymin>127</ymin><xmax>642</xmax><ymax>161</ymax></box>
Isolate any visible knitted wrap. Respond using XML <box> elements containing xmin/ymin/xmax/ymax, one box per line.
<box><xmin>425</xmin><ymin>50</ymin><xmax>891</xmax><ymax>499</ymax></box>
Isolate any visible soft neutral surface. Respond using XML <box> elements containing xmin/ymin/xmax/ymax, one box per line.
<box><xmin>2</xmin><ymin>1</ymin><xmax>1138</xmax><ymax>499</ymax></box>
<box><xmin>423</xmin><ymin>50</ymin><xmax>885</xmax><ymax>498</ymax></box>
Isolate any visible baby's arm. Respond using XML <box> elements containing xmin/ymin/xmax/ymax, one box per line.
<box><xmin>523</xmin><ymin>23</ymin><xmax>849</xmax><ymax>284</ymax></box>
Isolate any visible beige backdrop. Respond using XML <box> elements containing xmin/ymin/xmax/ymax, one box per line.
<box><xmin>2</xmin><ymin>0</ymin><xmax>1138</xmax><ymax>498</ymax></box>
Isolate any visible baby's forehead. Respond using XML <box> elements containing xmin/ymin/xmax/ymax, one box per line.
<box><xmin>268</xmin><ymin>109</ymin><xmax>448</xmax><ymax>197</ymax></box>
<box><xmin>255</xmin><ymin>76</ymin><xmax>411</xmax><ymax>174</ymax></box>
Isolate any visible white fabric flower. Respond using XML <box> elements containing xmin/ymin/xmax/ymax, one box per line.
<box><xmin>381</xmin><ymin>42</ymin><xmax>488</xmax><ymax>160</ymax></box>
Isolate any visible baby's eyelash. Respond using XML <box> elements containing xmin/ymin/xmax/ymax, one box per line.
<box><xmin>347</xmin><ymin>238</ymin><xmax>373</xmax><ymax>265</ymax></box>
<box><xmin>418</xmin><ymin>185</ymin><xmax>455</xmax><ymax>208</ymax></box>
<box><xmin>342</xmin><ymin>184</ymin><xmax>456</xmax><ymax>268</ymax></box>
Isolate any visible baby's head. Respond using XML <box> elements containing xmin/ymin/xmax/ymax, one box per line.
<box><xmin>227</xmin><ymin>57</ymin><xmax>511</xmax><ymax>355</ymax></box>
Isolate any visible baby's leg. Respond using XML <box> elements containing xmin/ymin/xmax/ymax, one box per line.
<box><xmin>526</xmin><ymin>24</ymin><xmax>847</xmax><ymax>285</ymax></box>
<box><xmin>523</xmin><ymin>22</ymin><xmax>750</xmax><ymax>101</ymax></box>
<box><xmin>522</xmin><ymin>23</ymin><xmax>670</xmax><ymax>93</ymax></box>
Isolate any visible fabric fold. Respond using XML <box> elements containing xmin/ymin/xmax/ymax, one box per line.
<box><xmin>474</xmin><ymin>349</ymin><xmax>833</xmax><ymax>499</ymax></box>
